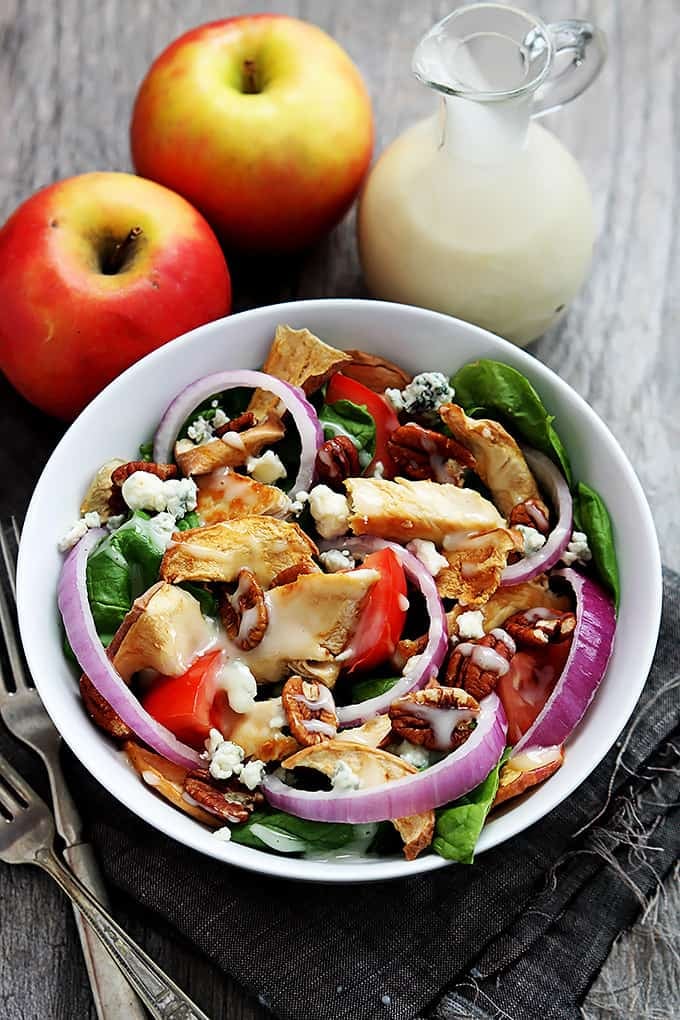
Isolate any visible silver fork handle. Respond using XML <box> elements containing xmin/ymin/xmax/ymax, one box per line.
<box><xmin>35</xmin><ymin>846</ymin><xmax>211</xmax><ymax>1020</ymax></box>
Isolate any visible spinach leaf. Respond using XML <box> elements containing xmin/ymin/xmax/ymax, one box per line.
<box><xmin>351</xmin><ymin>676</ymin><xmax>400</xmax><ymax>702</ymax></box>
<box><xmin>175</xmin><ymin>511</ymin><xmax>200</xmax><ymax>531</ymax></box>
<box><xmin>433</xmin><ymin>748</ymin><xmax>511</xmax><ymax>864</ymax></box>
<box><xmin>573</xmin><ymin>482</ymin><xmax>620</xmax><ymax>609</ymax></box>
<box><xmin>451</xmin><ymin>360</ymin><xmax>572</xmax><ymax>485</ymax></box>
<box><xmin>138</xmin><ymin>440</ymin><xmax>153</xmax><ymax>462</ymax></box>
<box><xmin>319</xmin><ymin>399</ymin><xmax>376</xmax><ymax>465</ymax></box>
<box><xmin>179</xmin><ymin>582</ymin><xmax>218</xmax><ymax>617</ymax></box>
<box><xmin>231</xmin><ymin>809</ymin><xmax>356</xmax><ymax>854</ymax></box>
<box><xmin>85</xmin><ymin>512</ymin><xmax>168</xmax><ymax>645</ymax></box>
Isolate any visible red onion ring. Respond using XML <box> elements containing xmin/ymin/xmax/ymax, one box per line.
<box><xmin>153</xmin><ymin>369</ymin><xmax>323</xmax><ymax>494</ymax></box>
<box><xmin>262</xmin><ymin>693</ymin><xmax>507</xmax><ymax>821</ymax></box>
<box><xmin>58</xmin><ymin>529</ymin><xmax>203</xmax><ymax>771</ymax></box>
<box><xmin>513</xmin><ymin>568</ymin><xmax>616</xmax><ymax>754</ymax></box>
<box><xmin>319</xmin><ymin>536</ymin><xmax>448</xmax><ymax>727</ymax></box>
<box><xmin>501</xmin><ymin>448</ymin><xmax>573</xmax><ymax>586</ymax></box>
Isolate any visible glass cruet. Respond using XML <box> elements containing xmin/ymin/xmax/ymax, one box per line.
<box><xmin>357</xmin><ymin>4</ymin><xmax>607</xmax><ymax>346</ymax></box>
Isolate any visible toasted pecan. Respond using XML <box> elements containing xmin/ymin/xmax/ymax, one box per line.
<box><xmin>508</xmin><ymin>498</ymin><xmax>551</xmax><ymax>534</ymax></box>
<box><xmin>504</xmin><ymin>608</ymin><xmax>576</xmax><ymax>647</ymax></box>
<box><xmin>218</xmin><ymin>568</ymin><xmax>268</xmax><ymax>650</ymax></box>
<box><xmin>445</xmin><ymin>632</ymin><xmax>515</xmax><ymax>700</ymax></box>
<box><xmin>387</xmin><ymin>423</ymin><xmax>475</xmax><ymax>483</ymax></box>
<box><xmin>314</xmin><ymin>435</ymin><xmax>360</xmax><ymax>490</ymax></box>
<box><xmin>183</xmin><ymin>769</ymin><xmax>264</xmax><ymax>823</ymax></box>
<box><xmin>213</xmin><ymin>411</ymin><xmax>256</xmax><ymax>437</ymax></box>
<box><xmin>389</xmin><ymin>686</ymin><xmax>479</xmax><ymax>751</ymax></box>
<box><xmin>341</xmin><ymin>350</ymin><xmax>412</xmax><ymax>392</ymax></box>
<box><xmin>281</xmin><ymin>675</ymin><xmax>338</xmax><ymax>747</ymax></box>
<box><xmin>270</xmin><ymin>562</ymin><xmax>316</xmax><ymax>588</ymax></box>
<box><xmin>80</xmin><ymin>674</ymin><xmax>131</xmax><ymax>740</ymax></box>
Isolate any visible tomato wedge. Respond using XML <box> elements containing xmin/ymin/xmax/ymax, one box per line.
<box><xmin>345</xmin><ymin>548</ymin><xmax>408</xmax><ymax>674</ymax></box>
<box><xmin>142</xmin><ymin>650</ymin><xmax>222</xmax><ymax>750</ymax></box>
<box><xmin>497</xmin><ymin>641</ymin><xmax>571</xmax><ymax>746</ymax></box>
<box><xmin>326</xmin><ymin>373</ymin><xmax>400</xmax><ymax>477</ymax></box>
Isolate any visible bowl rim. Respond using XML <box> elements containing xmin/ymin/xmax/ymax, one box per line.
<box><xmin>17</xmin><ymin>298</ymin><xmax>663</xmax><ymax>883</ymax></box>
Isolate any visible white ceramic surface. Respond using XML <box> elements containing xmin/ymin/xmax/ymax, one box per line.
<box><xmin>17</xmin><ymin>299</ymin><xmax>662</xmax><ymax>883</ymax></box>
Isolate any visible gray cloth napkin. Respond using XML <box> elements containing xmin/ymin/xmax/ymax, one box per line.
<box><xmin>58</xmin><ymin>569</ymin><xmax>678</xmax><ymax>1020</ymax></box>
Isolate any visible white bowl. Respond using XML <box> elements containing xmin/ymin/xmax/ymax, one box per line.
<box><xmin>17</xmin><ymin>299</ymin><xmax>662</xmax><ymax>883</ymax></box>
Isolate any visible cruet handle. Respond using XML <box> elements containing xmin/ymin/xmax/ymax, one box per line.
<box><xmin>529</xmin><ymin>20</ymin><xmax>607</xmax><ymax>117</ymax></box>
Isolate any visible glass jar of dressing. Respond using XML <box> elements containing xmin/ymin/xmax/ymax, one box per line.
<box><xmin>358</xmin><ymin>4</ymin><xmax>606</xmax><ymax>346</ymax></box>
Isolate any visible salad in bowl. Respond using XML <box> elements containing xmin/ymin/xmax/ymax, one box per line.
<box><xmin>56</xmin><ymin>324</ymin><xmax>618</xmax><ymax>864</ymax></box>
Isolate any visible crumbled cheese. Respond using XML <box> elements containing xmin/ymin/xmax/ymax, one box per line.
<box><xmin>220</xmin><ymin>659</ymin><xmax>257</xmax><ymax>714</ymax></box>
<box><xmin>246</xmin><ymin>450</ymin><xmax>287</xmax><ymax>484</ymax></box>
<box><xmin>147</xmin><ymin>511</ymin><xmax>178</xmax><ymax>550</ymax></box>
<box><xmin>372</xmin><ymin>460</ymin><xmax>385</xmax><ymax>479</ymax></box>
<box><xmin>394</xmin><ymin>740</ymin><xmax>430</xmax><ymax>769</ymax></box>
<box><xmin>384</xmin><ymin>372</ymin><xmax>455</xmax><ymax>417</ymax></box>
<box><xmin>290</xmin><ymin>489</ymin><xmax>310</xmax><ymax>516</ymax></box>
<box><xmin>319</xmin><ymin>548</ymin><xmax>356</xmax><ymax>573</ymax></box>
<box><xmin>213</xmin><ymin>826</ymin><xmax>232</xmax><ymax>842</ymax></box>
<box><xmin>561</xmin><ymin>530</ymin><xmax>592</xmax><ymax>566</ymax></box>
<box><xmin>106</xmin><ymin>514</ymin><xmax>126</xmax><ymax>532</ymax></box>
<box><xmin>121</xmin><ymin>472</ymin><xmax>197</xmax><ymax>519</ymax></box>
<box><xmin>187</xmin><ymin>415</ymin><xmax>214</xmax><ymax>444</ymax></box>
<box><xmin>516</xmin><ymin>524</ymin><xmax>547</xmax><ymax>557</ymax></box>
<box><xmin>209</xmin><ymin>739</ymin><xmax>245</xmax><ymax>781</ymax></box>
<box><xmin>456</xmin><ymin>609</ymin><xmax>485</xmax><ymax>640</ymax></box>
<box><xmin>213</xmin><ymin>408</ymin><xmax>228</xmax><ymax>429</ymax></box>
<box><xmin>239</xmin><ymin>759</ymin><xmax>266</xmax><ymax>791</ymax></box>
<box><xmin>221</xmin><ymin>431</ymin><xmax>246</xmax><ymax>451</ymax></box>
<box><xmin>406</xmin><ymin>539</ymin><xmax>448</xmax><ymax>577</ymax></box>
<box><xmin>331</xmin><ymin>760</ymin><xmax>362</xmax><ymax>791</ymax></box>
<box><xmin>308</xmin><ymin>484</ymin><xmax>350</xmax><ymax>539</ymax></box>
<box><xmin>57</xmin><ymin>507</ymin><xmax>104</xmax><ymax>551</ymax></box>
<box><xmin>205</xmin><ymin>728</ymin><xmax>226</xmax><ymax>757</ymax></box>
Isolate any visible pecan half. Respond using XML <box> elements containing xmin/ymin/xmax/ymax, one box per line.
<box><xmin>80</xmin><ymin>673</ymin><xmax>131</xmax><ymax>740</ymax></box>
<box><xmin>509</xmin><ymin>497</ymin><xmax>551</xmax><ymax>534</ymax></box>
<box><xmin>341</xmin><ymin>350</ymin><xmax>412</xmax><ymax>392</ymax></box>
<box><xmin>270</xmin><ymin>562</ymin><xmax>316</xmax><ymax>588</ymax></box>
<box><xmin>504</xmin><ymin>608</ymin><xmax>576</xmax><ymax>647</ymax></box>
<box><xmin>218</xmin><ymin>568</ymin><xmax>268</xmax><ymax>650</ymax></box>
<box><xmin>213</xmin><ymin>411</ymin><xmax>256</xmax><ymax>438</ymax></box>
<box><xmin>387</xmin><ymin>423</ymin><xmax>476</xmax><ymax>483</ymax></box>
<box><xmin>281</xmin><ymin>675</ymin><xmax>338</xmax><ymax>746</ymax></box>
<box><xmin>392</xmin><ymin>633</ymin><xmax>428</xmax><ymax>672</ymax></box>
<box><xmin>445</xmin><ymin>632</ymin><xmax>515</xmax><ymax>700</ymax></box>
<box><xmin>184</xmin><ymin>769</ymin><xmax>264</xmax><ymax>823</ymax></box>
<box><xmin>389</xmin><ymin>686</ymin><xmax>479</xmax><ymax>751</ymax></box>
<box><xmin>314</xmin><ymin>435</ymin><xmax>360</xmax><ymax>489</ymax></box>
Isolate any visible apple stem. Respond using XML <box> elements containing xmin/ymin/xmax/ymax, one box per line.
<box><xmin>242</xmin><ymin>59</ymin><xmax>259</xmax><ymax>94</ymax></box>
<box><xmin>102</xmin><ymin>226</ymin><xmax>143</xmax><ymax>275</ymax></box>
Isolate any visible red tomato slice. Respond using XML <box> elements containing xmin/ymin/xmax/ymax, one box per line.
<box><xmin>345</xmin><ymin>548</ymin><xmax>408</xmax><ymax>674</ymax></box>
<box><xmin>326</xmin><ymin>373</ymin><xmax>400</xmax><ymax>477</ymax></box>
<box><xmin>497</xmin><ymin>641</ymin><xmax>572</xmax><ymax>746</ymax></box>
<box><xmin>142</xmin><ymin>650</ymin><xmax>222</xmax><ymax>750</ymax></box>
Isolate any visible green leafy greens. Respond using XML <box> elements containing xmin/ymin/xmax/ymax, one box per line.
<box><xmin>433</xmin><ymin>748</ymin><xmax>511</xmax><ymax>864</ymax></box>
<box><xmin>451</xmin><ymin>360</ymin><xmax>572</xmax><ymax>485</ymax></box>
<box><xmin>573</xmin><ymin>482</ymin><xmax>620</xmax><ymax>608</ymax></box>
<box><xmin>85</xmin><ymin>512</ymin><xmax>168</xmax><ymax>645</ymax></box>
<box><xmin>319</xmin><ymin>399</ymin><xmax>376</xmax><ymax>466</ymax></box>
<box><xmin>231</xmin><ymin>809</ymin><xmax>358</xmax><ymax>854</ymax></box>
<box><xmin>351</xmin><ymin>676</ymin><xmax>400</xmax><ymax>702</ymax></box>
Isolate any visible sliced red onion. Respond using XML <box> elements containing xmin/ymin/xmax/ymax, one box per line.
<box><xmin>319</xmin><ymin>536</ymin><xmax>448</xmax><ymax>727</ymax></box>
<box><xmin>58</xmin><ymin>529</ymin><xmax>203</xmax><ymax>771</ymax></box>
<box><xmin>262</xmin><ymin>693</ymin><xmax>507</xmax><ymax>821</ymax></box>
<box><xmin>513</xmin><ymin>568</ymin><xmax>616</xmax><ymax>754</ymax></box>
<box><xmin>153</xmin><ymin>369</ymin><xmax>323</xmax><ymax>494</ymax></box>
<box><xmin>501</xmin><ymin>448</ymin><xmax>573</xmax><ymax>586</ymax></box>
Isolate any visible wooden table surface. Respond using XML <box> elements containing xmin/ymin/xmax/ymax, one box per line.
<box><xmin>1</xmin><ymin>1</ymin><xmax>678</xmax><ymax>1017</ymax></box>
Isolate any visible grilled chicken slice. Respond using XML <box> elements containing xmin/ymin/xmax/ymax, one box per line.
<box><xmin>160</xmin><ymin>516</ymin><xmax>318</xmax><ymax>588</ymax></box>
<box><xmin>196</xmin><ymin>467</ymin><xmax>291</xmax><ymax>525</ymax></box>
<box><xmin>345</xmin><ymin>476</ymin><xmax>504</xmax><ymax>545</ymax></box>
<box><xmin>437</xmin><ymin>528</ymin><xmax>523</xmax><ymax>605</ymax></box>
<box><xmin>439</xmin><ymin>403</ymin><xmax>546</xmax><ymax>519</ymax></box>
<box><xmin>227</xmin><ymin>569</ymin><xmax>379</xmax><ymax>685</ymax></box>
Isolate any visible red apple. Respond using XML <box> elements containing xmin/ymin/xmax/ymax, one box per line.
<box><xmin>130</xmin><ymin>15</ymin><xmax>373</xmax><ymax>254</ymax></box>
<box><xmin>0</xmin><ymin>172</ymin><xmax>231</xmax><ymax>420</ymax></box>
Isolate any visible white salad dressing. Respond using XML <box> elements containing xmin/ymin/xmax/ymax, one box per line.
<box><xmin>509</xmin><ymin>745</ymin><xmax>562</xmax><ymax>772</ymax></box>
<box><xmin>456</xmin><ymin>642</ymin><xmax>510</xmax><ymax>677</ymax></box>
<box><xmin>407</xmin><ymin>702</ymin><xmax>479</xmax><ymax>750</ymax></box>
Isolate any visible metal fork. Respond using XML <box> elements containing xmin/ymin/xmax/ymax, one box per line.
<box><xmin>0</xmin><ymin>748</ymin><xmax>211</xmax><ymax>1019</ymax></box>
<box><xmin>0</xmin><ymin>518</ymin><xmax>147</xmax><ymax>1018</ymax></box>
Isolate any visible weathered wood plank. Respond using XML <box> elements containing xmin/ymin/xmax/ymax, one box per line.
<box><xmin>0</xmin><ymin>1</ymin><xmax>677</xmax><ymax>1019</ymax></box>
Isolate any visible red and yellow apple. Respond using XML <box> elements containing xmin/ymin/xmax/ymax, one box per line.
<box><xmin>0</xmin><ymin>171</ymin><xmax>231</xmax><ymax>420</ymax></box>
<box><xmin>130</xmin><ymin>15</ymin><xmax>374</xmax><ymax>253</ymax></box>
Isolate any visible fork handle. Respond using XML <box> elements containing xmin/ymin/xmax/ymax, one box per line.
<box><xmin>64</xmin><ymin>843</ymin><xmax>148</xmax><ymax>1020</ymax></box>
<box><xmin>35</xmin><ymin>846</ymin><xmax>212</xmax><ymax>1020</ymax></box>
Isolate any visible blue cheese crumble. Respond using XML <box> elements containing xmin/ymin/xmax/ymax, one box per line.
<box><xmin>561</xmin><ymin>530</ymin><xmax>592</xmax><ymax>566</ymax></box>
<box><xmin>385</xmin><ymin>372</ymin><xmax>455</xmax><ymax>417</ymax></box>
